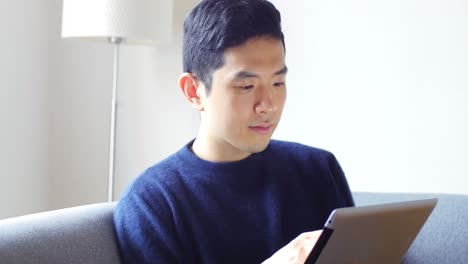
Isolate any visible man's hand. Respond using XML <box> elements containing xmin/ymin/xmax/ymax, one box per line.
<box><xmin>262</xmin><ymin>230</ymin><xmax>322</xmax><ymax>264</ymax></box>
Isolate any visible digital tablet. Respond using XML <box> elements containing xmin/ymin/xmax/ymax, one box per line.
<box><xmin>306</xmin><ymin>198</ymin><xmax>438</xmax><ymax>264</ymax></box>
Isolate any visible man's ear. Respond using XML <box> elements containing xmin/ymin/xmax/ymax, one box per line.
<box><xmin>178</xmin><ymin>73</ymin><xmax>204</xmax><ymax>111</ymax></box>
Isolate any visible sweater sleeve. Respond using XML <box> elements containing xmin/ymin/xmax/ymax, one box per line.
<box><xmin>326</xmin><ymin>153</ymin><xmax>355</xmax><ymax>208</ymax></box>
<box><xmin>113</xmin><ymin>191</ymin><xmax>183</xmax><ymax>264</ymax></box>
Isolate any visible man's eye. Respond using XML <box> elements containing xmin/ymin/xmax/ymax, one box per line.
<box><xmin>273</xmin><ymin>82</ymin><xmax>285</xmax><ymax>87</ymax></box>
<box><xmin>239</xmin><ymin>85</ymin><xmax>254</xmax><ymax>90</ymax></box>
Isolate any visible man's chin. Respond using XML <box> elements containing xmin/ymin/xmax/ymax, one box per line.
<box><xmin>246</xmin><ymin>138</ymin><xmax>272</xmax><ymax>154</ymax></box>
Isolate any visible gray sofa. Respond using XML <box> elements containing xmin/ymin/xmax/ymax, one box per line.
<box><xmin>0</xmin><ymin>192</ymin><xmax>467</xmax><ymax>263</ymax></box>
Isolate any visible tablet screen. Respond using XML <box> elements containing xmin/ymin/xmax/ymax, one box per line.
<box><xmin>305</xmin><ymin>198</ymin><xmax>437</xmax><ymax>264</ymax></box>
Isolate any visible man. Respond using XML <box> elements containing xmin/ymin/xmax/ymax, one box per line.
<box><xmin>114</xmin><ymin>0</ymin><xmax>354</xmax><ymax>263</ymax></box>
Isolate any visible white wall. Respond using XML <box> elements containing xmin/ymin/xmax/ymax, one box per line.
<box><xmin>0</xmin><ymin>0</ymin><xmax>49</xmax><ymax>219</ymax></box>
<box><xmin>271</xmin><ymin>0</ymin><xmax>468</xmax><ymax>194</ymax></box>
<box><xmin>114</xmin><ymin>0</ymin><xmax>200</xmax><ymax>198</ymax></box>
<box><xmin>47</xmin><ymin>0</ymin><xmax>113</xmax><ymax>209</ymax></box>
<box><xmin>2</xmin><ymin>0</ymin><xmax>466</xmax><ymax>219</ymax></box>
<box><xmin>116</xmin><ymin>0</ymin><xmax>468</xmax><ymax>196</ymax></box>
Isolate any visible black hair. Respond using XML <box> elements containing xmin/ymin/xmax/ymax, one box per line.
<box><xmin>183</xmin><ymin>0</ymin><xmax>285</xmax><ymax>94</ymax></box>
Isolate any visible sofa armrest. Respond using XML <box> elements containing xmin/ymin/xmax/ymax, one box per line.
<box><xmin>0</xmin><ymin>202</ymin><xmax>120</xmax><ymax>264</ymax></box>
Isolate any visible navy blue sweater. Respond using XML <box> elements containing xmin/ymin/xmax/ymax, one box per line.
<box><xmin>114</xmin><ymin>140</ymin><xmax>354</xmax><ymax>263</ymax></box>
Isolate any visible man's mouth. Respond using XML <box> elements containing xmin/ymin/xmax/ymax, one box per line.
<box><xmin>249</xmin><ymin>123</ymin><xmax>273</xmax><ymax>135</ymax></box>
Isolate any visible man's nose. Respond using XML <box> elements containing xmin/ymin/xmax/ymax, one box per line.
<box><xmin>255</xmin><ymin>86</ymin><xmax>277</xmax><ymax>115</ymax></box>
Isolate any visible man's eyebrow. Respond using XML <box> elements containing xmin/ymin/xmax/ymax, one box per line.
<box><xmin>274</xmin><ymin>66</ymin><xmax>288</xmax><ymax>75</ymax></box>
<box><xmin>233</xmin><ymin>66</ymin><xmax>288</xmax><ymax>80</ymax></box>
<box><xmin>233</xmin><ymin>71</ymin><xmax>259</xmax><ymax>80</ymax></box>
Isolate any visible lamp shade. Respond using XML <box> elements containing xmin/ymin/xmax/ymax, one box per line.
<box><xmin>62</xmin><ymin>0</ymin><xmax>172</xmax><ymax>45</ymax></box>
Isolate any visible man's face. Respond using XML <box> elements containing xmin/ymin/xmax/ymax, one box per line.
<box><xmin>197</xmin><ymin>36</ymin><xmax>287</xmax><ymax>160</ymax></box>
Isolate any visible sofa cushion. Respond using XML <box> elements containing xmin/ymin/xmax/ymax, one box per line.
<box><xmin>353</xmin><ymin>192</ymin><xmax>468</xmax><ymax>264</ymax></box>
<box><xmin>0</xmin><ymin>202</ymin><xmax>120</xmax><ymax>264</ymax></box>
<box><xmin>1</xmin><ymin>193</ymin><xmax>466</xmax><ymax>264</ymax></box>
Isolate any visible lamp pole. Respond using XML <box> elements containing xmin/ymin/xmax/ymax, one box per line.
<box><xmin>108</xmin><ymin>36</ymin><xmax>123</xmax><ymax>202</ymax></box>
<box><xmin>61</xmin><ymin>0</ymin><xmax>171</xmax><ymax>203</ymax></box>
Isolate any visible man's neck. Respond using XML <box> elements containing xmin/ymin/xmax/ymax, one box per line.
<box><xmin>191</xmin><ymin>136</ymin><xmax>251</xmax><ymax>163</ymax></box>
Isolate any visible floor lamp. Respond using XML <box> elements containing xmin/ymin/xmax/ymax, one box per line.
<box><xmin>61</xmin><ymin>0</ymin><xmax>171</xmax><ymax>202</ymax></box>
